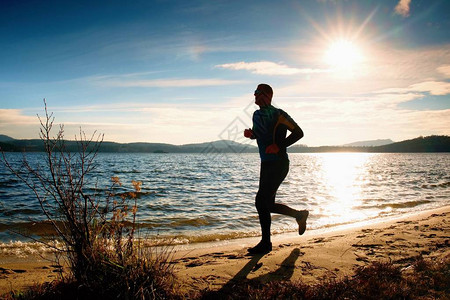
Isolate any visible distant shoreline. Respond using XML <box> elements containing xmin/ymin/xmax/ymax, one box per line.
<box><xmin>1</xmin><ymin>135</ymin><xmax>449</xmax><ymax>153</ymax></box>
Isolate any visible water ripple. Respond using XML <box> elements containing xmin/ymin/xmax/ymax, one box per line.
<box><xmin>0</xmin><ymin>152</ymin><xmax>449</xmax><ymax>243</ymax></box>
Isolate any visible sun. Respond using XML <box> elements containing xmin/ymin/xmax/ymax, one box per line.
<box><xmin>324</xmin><ymin>39</ymin><xmax>363</xmax><ymax>69</ymax></box>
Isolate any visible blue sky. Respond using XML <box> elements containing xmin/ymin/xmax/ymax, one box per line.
<box><xmin>1</xmin><ymin>0</ymin><xmax>449</xmax><ymax>146</ymax></box>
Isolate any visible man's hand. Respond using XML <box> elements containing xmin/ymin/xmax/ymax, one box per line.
<box><xmin>244</xmin><ymin>128</ymin><xmax>253</xmax><ymax>138</ymax></box>
<box><xmin>265</xmin><ymin>143</ymin><xmax>279</xmax><ymax>154</ymax></box>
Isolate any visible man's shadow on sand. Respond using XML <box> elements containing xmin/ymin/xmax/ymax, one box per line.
<box><xmin>217</xmin><ymin>248</ymin><xmax>302</xmax><ymax>296</ymax></box>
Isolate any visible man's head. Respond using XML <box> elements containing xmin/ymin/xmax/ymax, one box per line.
<box><xmin>254</xmin><ymin>84</ymin><xmax>273</xmax><ymax>107</ymax></box>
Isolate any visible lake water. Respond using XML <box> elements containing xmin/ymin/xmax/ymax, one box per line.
<box><xmin>1</xmin><ymin>152</ymin><xmax>449</xmax><ymax>244</ymax></box>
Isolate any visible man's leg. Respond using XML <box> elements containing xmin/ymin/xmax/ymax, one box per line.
<box><xmin>271</xmin><ymin>203</ymin><xmax>299</xmax><ymax>217</ymax></box>
<box><xmin>254</xmin><ymin>161</ymin><xmax>287</xmax><ymax>239</ymax></box>
<box><xmin>268</xmin><ymin>159</ymin><xmax>309</xmax><ymax>235</ymax></box>
<box><xmin>268</xmin><ymin>158</ymin><xmax>292</xmax><ymax>215</ymax></box>
<box><xmin>255</xmin><ymin>187</ymin><xmax>273</xmax><ymax>244</ymax></box>
<box><xmin>249</xmin><ymin>161</ymin><xmax>280</xmax><ymax>254</ymax></box>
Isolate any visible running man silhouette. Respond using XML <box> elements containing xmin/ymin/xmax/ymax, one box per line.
<box><xmin>244</xmin><ymin>83</ymin><xmax>309</xmax><ymax>254</ymax></box>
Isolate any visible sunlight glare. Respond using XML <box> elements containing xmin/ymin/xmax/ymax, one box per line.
<box><xmin>324</xmin><ymin>39</ymin><xmax>363</xmax><ymax>69</ymax></box>
<box><xmin>319</xmin><ymin>154</ymin><xmax>369</xmax><ymax>223</ymax></box>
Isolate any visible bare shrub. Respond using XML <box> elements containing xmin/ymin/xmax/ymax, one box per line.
<box><xmin>1</xmin><ymin>101</ymin><xmax>176</xmax><ymax>299</ymax></box>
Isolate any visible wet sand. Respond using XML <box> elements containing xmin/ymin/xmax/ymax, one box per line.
<box><xmin>1</xmin><ymin>206</ymin><xmax>449</xmax><ymax>295</ymax></box>
<box><xmin>172</xmin><ymin>206</ymin><xmax>450</xmax><ymax>293</ymax></box>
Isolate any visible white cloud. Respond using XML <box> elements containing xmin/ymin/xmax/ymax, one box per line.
<box><xmin>272</xmin><ymin>94</ymin><xmax>450</xmax><ymax>146</ymax></box>
<box><xmin>95</xmin><ymin>104</ymin><xmax>247</xmax><ymax>144</ymax></box>
<box><xmin>216</xmin><ymin>61</ymin><xmax>328</xmax><ymax>75</ymax></box>
<box><xmin>3</xmin><ymin>43</ymin><xmax>449</xmax><ymax>146</ymax></box>
<box><xmin>0</xmin><ymin>109</ymin><xmax>40</xmax><ymax>139</ymax></box>
<box><xmin>358</xmin><ymin>45</ymin><xmax>450</xmax><ymax>82</ymax></box>
<box><xmin>409</xmin><ymin>81</ymin><xmax>450</xmax><ymax>96</ymax></box>
<box><xmin>437</xmin><ymin>65</ymin><xmax>450</xmax><ymax>78</ymax></box>
<box><xmin>0</xmin><ymin>109</ymin><xmax>37</xmax><ymax>125</ymax></box>
<box><xmin>219</xmin><ymin>45</ymin><xmax>450</xmax><ymax>98</ymax></box>
<box><xmin>376</xmin><ymin>81</ymin><xmax>450</xmax><ymax>96</ymax></box>
<box><xmin>96</xmin><ymin>78</ymin><xmax>243</xmax><ymax>88</ymax></box>
<box><xmin>3</xmin><ymin>94</ymin><xmax>449</xmax><ymax>147</ymax></box>
<box><xmin>0</xmin><ymin>103</ymin><xmax>247</xmax><ymax>144</ymax></box>
<box><xmin>395</xmin><ymin>0</ymin><xmax>411</xmax><ymax>17</ymax></box>
<box><xmin>266</xmin><ymin>43</ymin><xmax>450</xmax><ymax>145</ymax></box>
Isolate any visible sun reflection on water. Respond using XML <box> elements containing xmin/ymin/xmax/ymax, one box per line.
<box><xmin>317</xmin><ymin>153</ymin><xmax>373</xmax><ymax>225</ymax></box>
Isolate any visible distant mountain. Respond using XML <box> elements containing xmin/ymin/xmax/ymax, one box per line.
<box><xmin>99</xmin><ymin>139</ymin><xmax>257</xmax><ymax>153</ymax></box>
<box><xmin>178</xmin><ymin>140</ymin><xmax>256</xmax><ymax>153</ymax></box>
<box><xmin>0</xmin><ymin>135</ymin><xmax>15</xmax><ymax>142</ymax></box>
<box><xmin>293</xmin><ymin>135</ymin><xmax>449</xmax><ymax>153</ymax></box>
<box><xmin>343</xmin><ymin>139</ymin><xmax>394</xmax><ymax>147</ymax></box>
<box><xmin>0</xmin><ymin>137</ymin><xmax>258</xmax><ymax>153</ymax></box>
<box><xmin>1</xmin><ymin>135</ymin><xmax>448</xmax><ymax>153</ymax></box>
<box><xmin>372</xmin><ymin>135</ymin><xmax>450</xmax><ymax>152</ymax></box>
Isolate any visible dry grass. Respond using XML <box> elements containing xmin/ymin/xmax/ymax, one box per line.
<box><xmin>199</xmin><ymin>255</ymin><xmax>450</xmax><ymax>300</ymax></box>
<box><xmin>4</xmin><ymin>255</ymin><xmax>449</xmax><ymax>299</ymax></box>
<box><xmin>1</xmin><ymin>102</ymin><xmax>179</xmax><ymax>299</ymax></box>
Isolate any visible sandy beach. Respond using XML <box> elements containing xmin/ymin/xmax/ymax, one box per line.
<box><xmin>1</xmin><ymin>206</ymin><xmax>449</xmax><ymax>295</ymax></box>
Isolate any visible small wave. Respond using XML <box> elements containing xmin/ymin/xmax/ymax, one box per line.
<box><xmin>168</xmin><ymin>217</ymin><xmax>214</xmax><ymax>227</ymax></box>
<box><xmin>134</xmin><ymin>230</ymin><xmax>261</xmax><ymax>246</ymax></box>
<box><xmin>0</xmin><ymin>208</ymin><xmax>41</xmax><ymax>216</ymax></box>
<box><xmin>113</xmin><ymin>191</ymin><xmax>156</xmax><ymax>199</ymax></box>
<box><xmin>112</xmin><ymin>169</ymin><xmax>142</xmax><ymax>174</ymax></box>
<box><xmin>0</xmin><ymin>178</ymin><xmax>20</xmax><ymax>187</ymax></box>
<box><xmin>168</xmin><ymin>175</ymin><xmax>206</xmax><ymax>181</ymax></box>
<box><xmin>126</xmin><ymin>216</ymin><xmax>219</xmax><ymax>231</ymax></box>
<box><xmin>361</xmin><ymin>198</ymin><xmax>387</xmax><ymax>203</ymax></box>
<box><xmin>421</xmin><ymin>182</ymin><xmax>450</xmax><ymax>189</ymax></box>
<box><xmin>355</xmin><ymin>200</ymin><xmax>433</xmax><ymax>210</ymax></box>
<box><xmin>0</xmin><ymin>221</ymin><xmax>57</xmax><ymax>236</ymax></box>
<box><xmin>0</xmin><ymin>240</ymin><xmax>61</xmax><ymax>257</ymax></box>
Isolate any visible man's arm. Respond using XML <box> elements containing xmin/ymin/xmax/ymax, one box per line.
<box><xmin>266</xmin><ymin>111</ymin><xmax>303</xmax><ymax>154</ymax></box>
<box><xmin>244</xmin><ymin>111</ymin><xmax>259</xmax><ymax>140</ymax></box>
<box><xmin>279</xmin><ymin>126</ymin><xmax>303</xmax><ymax>148</ymax></box>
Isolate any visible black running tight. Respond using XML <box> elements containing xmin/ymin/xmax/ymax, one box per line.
<box><xmin>255</xmin><ymin>158</ymin><xmax>299</xmax><ymax>243</ymax></box>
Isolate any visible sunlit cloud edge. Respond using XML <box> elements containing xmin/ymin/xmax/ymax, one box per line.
<box><xmin>216</xmin><ymin>61</ymin><xmax>329</xmax><ymax>75</ymax></box>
